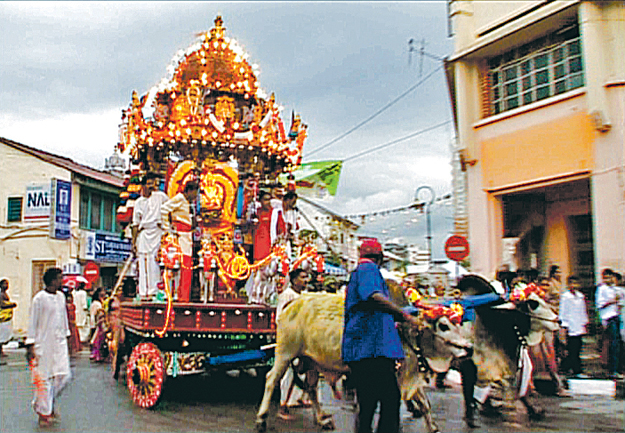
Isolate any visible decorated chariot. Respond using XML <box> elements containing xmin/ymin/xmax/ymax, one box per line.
<box><xmin>111</xmin><ymin>16</ymin><xmax>324</xmax><ymax>408</ymax></box>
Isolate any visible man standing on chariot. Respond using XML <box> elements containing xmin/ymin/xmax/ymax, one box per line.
<box><xmin>132</xmin><ymin>173</ymin><xmax>169</xmax><ymax>300</ymax></box>
<box><xmin>161</xmin><ymin>180</ymin><xmax>199</xmax><ymax>303</ymax></box>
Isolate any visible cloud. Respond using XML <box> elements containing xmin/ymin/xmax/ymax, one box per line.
<box><xmin>0</xmin><ymin>109</ymin><xmax>121</xmax><ymax>169</ymax></box>
<box><xmin>0</xmin><ymin>2</ymin><xmax>457</xmax><ymax>254</ymax></box>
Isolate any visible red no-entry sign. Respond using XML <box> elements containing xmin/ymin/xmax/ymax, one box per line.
<box><xmin>445</xmin><ymin>235</ymin><xmax>470</xmax><ymax>262</ymax></box>
<box><xmin>83</xmin><ymin>261</ymin><xmax>100</xmax><ymax>284</ymax></box>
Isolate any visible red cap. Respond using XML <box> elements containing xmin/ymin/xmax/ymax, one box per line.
<box><xmin>359</xmin><ymin>238</ymin><xmax>383</xmax><ymax>257</ymax></box>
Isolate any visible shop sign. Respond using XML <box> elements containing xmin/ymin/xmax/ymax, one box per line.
<box><xmin>94</xmin><ymin>232</ymin><xmax>131</xmax><ymax>263</ymax></box>
<box><xmin>50</xmin><ymin>179</ymin><xmax>72</xmax><ymax>239</ymax></box>
<box><xmin>84</xmin><ymin>231</ymin><xmax>96</xmax><ymax>260</ymax></box>
<box><xmin>24</xmin><ymin>183</ymin><xmax>51</xmax><ymax>221</ymax></box>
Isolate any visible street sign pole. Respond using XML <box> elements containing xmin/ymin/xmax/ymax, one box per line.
<box><xmin>445</xmin><ymin>235</ymin><xmax>470</xmax><ymax>285</ymax></box>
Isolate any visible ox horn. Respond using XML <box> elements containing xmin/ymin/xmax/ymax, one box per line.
<box><xmin>491</xmin><ymin>302</ymin><xmax>515</xmax><ymax>310</ymax></box>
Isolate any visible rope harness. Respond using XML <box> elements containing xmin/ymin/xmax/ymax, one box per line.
<box><xmin>398</xmin><ymin>327</ymin><xmax>432</xmax><ymax>374</ymax></box>
<box><xmin>516</xmin><ymin>310</ymin><xmax>560</xmax><ymax>324</ymax></box>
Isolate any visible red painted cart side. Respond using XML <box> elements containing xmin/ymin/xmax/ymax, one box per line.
<box><xmin>120</xmin><ymin>301</ymin><xmax>276</xmax><ymax>335</ymax></box>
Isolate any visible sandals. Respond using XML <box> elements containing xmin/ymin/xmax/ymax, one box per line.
<box><xmin>277</xmin><ymin>411</ymin><xmax>295</xmax><ymax>421</ymax></box>
<box><xmin>288</xmin><ymin>399</ymin><xmax>312</xmax><ymax>409</ymax></box>
<box><xmin>38</xmin><ymin>414</ymin><xmax>54</xmax><ymax>427</ymax></box>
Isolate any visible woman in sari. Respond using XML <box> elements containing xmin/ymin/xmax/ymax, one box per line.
<box><xmin>89</xmin><ymin>288</ymin><xmax>108</xmax><ymax>362</ymax></box>
<box><xmin>0</xmin><ymin>279</ymin><xmax>17</xmax><ymax>364</ymax></box>
<box><xmin>64</xmin><ymin>292</ymin><xmax>81</xmax><ymax>356</ymax></box>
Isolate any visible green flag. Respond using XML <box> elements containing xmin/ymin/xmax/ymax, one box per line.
<box><xmin>282</xmin><ymin>160</ymin><xmax>343</xmax><ymax>197</ymax></box>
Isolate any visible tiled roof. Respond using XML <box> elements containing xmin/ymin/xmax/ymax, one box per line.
<box><xmin>0</xmin><ymin>136</ymin><xmax>124</xmax><ymax>188</ymax></box>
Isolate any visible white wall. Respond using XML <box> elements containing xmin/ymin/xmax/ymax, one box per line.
<box><xmin>0</xmin><ymin>144</ymin><xmax>74</xmax><ymax>333</ymax></box>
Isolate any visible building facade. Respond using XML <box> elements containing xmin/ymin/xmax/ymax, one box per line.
<box><xmin>446</xmin><ymin>0</ymin><xmax>624</xmax><ymax>286</ymax></box>
<box><xmin>0</xmin><ymin>137</ymin><xmax>126</xmax><ymax>334</ymax></box>
<box><xmin>297</xmin><ymin>196</ymin><xmax>360</xmax><ymax>272</ymax></box>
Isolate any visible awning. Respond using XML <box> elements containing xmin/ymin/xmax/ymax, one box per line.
<box><xmin>325</xmin><ymin>263</ymin><xmax>347</xmax><ymax>276</ymax></box>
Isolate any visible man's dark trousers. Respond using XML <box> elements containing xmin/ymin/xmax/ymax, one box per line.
<box><xmin>349</xmin><ymin>357</ymin><xmax>400</xmax><ymax>433</ymax></box>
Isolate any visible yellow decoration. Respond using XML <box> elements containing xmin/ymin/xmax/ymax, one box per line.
<box><xmin>214</xmin><ymin>96</ymin><xmax>235</xmax><ymax>122</ymax></box>
<box><xmin>167</xmin><ymin>160</ymin><xmax>197</xmax><ymax>198</ymax></box>
<box><xmin>117</xmin><ymin>15</ymin><xmax>308</xmax><ymax>178</ymax></box>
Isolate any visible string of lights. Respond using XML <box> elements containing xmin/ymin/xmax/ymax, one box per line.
<box><xmin>344</xmin><ymin>192</ymin><xmax>452</xmax><ymax>221</ymax></box>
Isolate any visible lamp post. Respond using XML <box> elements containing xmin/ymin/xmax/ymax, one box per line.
<box><xmin>415</xmin><ymin>186</ymin><xmax>435</xmax><ymax>269</ymax></box>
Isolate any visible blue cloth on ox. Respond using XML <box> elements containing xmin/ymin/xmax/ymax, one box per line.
<box><xmin>403</xmin><ymin>292</ymin><xmax>502</xmax><ymax>323</ymax></box>
<box><xmin>342</xmin><ymin>261</ymin><xmax>405</xmax><ymax>363</ymax></box>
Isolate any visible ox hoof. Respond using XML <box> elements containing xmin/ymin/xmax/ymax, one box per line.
<box><xmin>528</xmin><ymin>408</ymin><xmax>545</xmax><ymax>421</ymax></box>
<box><xmin>320</xmin><ymin>418</ymin><xmax>335</xmax><ymax>431</ymax></box>
<box><xmin>316</xmin><ymin>414</ymin><xmax>335</xmax><ymax>430</ymax></box>
<box><xmin>255</xmin><ymin>420</ymin><xmax>267</xmax><ymax>433</ymax></box>
<box><xmin>409</xmin><ymin>408</ymin><xmax>424</xmax><ymax>419</ymax></box>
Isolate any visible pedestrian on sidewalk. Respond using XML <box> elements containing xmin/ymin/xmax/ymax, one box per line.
<box><xmin>595</xmin><ymin>268</ymin><xmax>623</xmax><ymax>379</ymax></box>
<box><xmin>559</xmin><ymin>275</ymin><xmax>589</xmax><ymax>378</ymax></box>
<box><xmin>64</xmin><ymin>292</ymin><xmax>81</xmax><ymax>356</ymax></box>
<box><xmin>612</xmin><ymin>272</ymin><xmax>625</xmax><ymax>374</ymax></box>
<box><xmin>89</xmin><ymin>287</ymin><xmax>108</xmax><ymax>362</ymax></box>
<box><xmin>0</xmin><ymin>278</ymin><xmax>17</xmax><ymax>364</ymax></box>
<box><xmin>73</xmin><ymin>279</ymin><xmax>91</xmax><ymax>347</ymax></box>
<box><xmin>25</xmin><ymin>267</ymin><xmax>72</xmax><ymax>427</ymax></box>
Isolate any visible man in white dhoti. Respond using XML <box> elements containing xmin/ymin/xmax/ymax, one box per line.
<box><xmin>25</xmin><ymin>268</ymin><xmax>71</xmax><ymax>427</ymax></box>
<box><xmin>73</xmin><ymin>279</ymin><xmax>90</xmax><ymax>344</ymax></box>
<box><xmin>132</xmin><ymin>173</ymin><xmax>169</xmax><ymax>299</ymax></box>
<box><xmin>277</xmin><ymin>269</ymin><xmax>309</xmax><ymax>420</ymax></box>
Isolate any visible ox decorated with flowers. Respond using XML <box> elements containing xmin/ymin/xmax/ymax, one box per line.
<box><xmin>255</xmin><ymin>282</ymin><xmax>471</xmax><ymax>433</ymax></box>
<box><xmin>457</xmin><ymin>275</ymin><xmax>560</xmax><ymax>424</ymax></box>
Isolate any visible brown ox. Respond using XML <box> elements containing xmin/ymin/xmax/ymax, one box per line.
<box><xmin>255</xmin><ymin>289</ymin><xmax>470</xmax><ymax>433</ymax></box>
<box><xmin>457</xmin><ymin>275</ymin><xmax>560</xmax><ymax>422</ymax></box>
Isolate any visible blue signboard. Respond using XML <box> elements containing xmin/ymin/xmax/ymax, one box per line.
<box><xmin>94</xmin><ymin>232</ymin><xmax>131</xmax><ymax>263</ymax></box>
<box><xmin>50</xmin><ymin>179</ymin><xmax>72</xmax><ymax>240</ymax></box>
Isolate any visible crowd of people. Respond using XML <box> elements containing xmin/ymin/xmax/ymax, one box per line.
<box><xmin>494</xmin><ymin>265</ymin><xmax>625</xmax><ymax>382</ymax></box>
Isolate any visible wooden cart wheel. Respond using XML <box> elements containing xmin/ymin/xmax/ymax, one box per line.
<box><xmin>126</xmin><ymin>342</ymin><xmax>166</xmax><ymax>408</ymax></box>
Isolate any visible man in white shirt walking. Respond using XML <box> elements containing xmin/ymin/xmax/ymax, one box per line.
<box><xmin>595</xmin><ymin>268</ymin><xmax>623</xmax><ymax>379</ymax></box>
<box><xmin>276</xmin><ymin>269</ymin><xmax>309</xmax><ymax>420</ymax></box>
<box><xmin>132</xmin><ymin>173</ymin><xmax>169</xmax><ymax>299</ymax></box>
<box><xmin>559</xmin><ymin>275</ymin><xmax>589</xmax><ymax>378</ymax></box>
<box><xmin>25</xmin><ymin>268</ymin><xmax>71</xmax><ymax>427</ymax></box>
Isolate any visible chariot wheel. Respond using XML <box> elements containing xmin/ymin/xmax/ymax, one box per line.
<box><xmin>127</xmin><ymin>342</ymin><xmax>166</xmax><ymax>408</ymax></box>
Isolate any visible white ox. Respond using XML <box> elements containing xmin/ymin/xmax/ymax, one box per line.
<box><xmin>255</xmin><ymin>290</ymin><xmax>470</xmax><ymax>433</ymax></box>
<box><xmin>457</xmin><ymin>275</ymin><xmax>560</xmax><ymax>422</ymax></box>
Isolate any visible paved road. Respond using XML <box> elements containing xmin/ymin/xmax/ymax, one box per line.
<box><xmin>1</xmin><ymin>348</ymin><xmax>624</xmax><ymax>432</ymax></box>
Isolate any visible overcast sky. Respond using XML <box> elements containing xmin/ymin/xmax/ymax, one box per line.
<box><xmin>0</xmin><ymin>1</ymin><xmax>456</xmax><ymax>257</ymax></box>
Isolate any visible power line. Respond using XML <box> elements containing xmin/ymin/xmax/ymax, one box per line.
<box><xmin>342</xmin><ymin>119</ymin><xmax>451</xmax><ymax>163</ymax></box>
<box><xmin>304</xmin><ymin>64</ymin><xmax>444</xmax><ymax>159</ymax></box>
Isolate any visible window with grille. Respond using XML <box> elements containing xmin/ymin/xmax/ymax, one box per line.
<box><xmin>489</xmin><ymin>25</ymin><xmax>584</xmax><ymax>116</ymax></box>
<box><xmin>7</xmin><ymin>197</ymin><xmax>23</xmax><ymax>222</ymax></box>
<box><xmin>79</xmin><ymin>188</ymin><xmax>118</xmax><ymax>232</ymax></box>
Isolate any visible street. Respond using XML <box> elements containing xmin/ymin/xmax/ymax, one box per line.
<box><xmin>1</xmin><ymin>346</ymin><xmax>624</xmax><ymax>433</ymax></box>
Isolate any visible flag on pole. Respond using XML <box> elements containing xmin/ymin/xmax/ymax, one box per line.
<box><xmin>281</xmin><ymin>160</ymin><xmax>343</xmax><ymax>198</ymax></box>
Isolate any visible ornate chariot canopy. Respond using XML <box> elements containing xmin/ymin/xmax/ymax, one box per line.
<box><xmin>118</xmin><ymin>16</ymin><xmax>307</xmax><ymax>178</ymax></box>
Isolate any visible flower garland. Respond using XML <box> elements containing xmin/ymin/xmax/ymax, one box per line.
<box><xmin>412</xmin><ymin>299</ymin><xmax>464</xmax><ymax>325</ymax></box>
<box><xmin>155</xmin><ymin>269</ymin><xmax>174</xmax><ymax>338</ymax></box>
<box><xmin>509</xmin><ymin>282</ymin><xmax>545</xmax><ymax>303</ymax></box>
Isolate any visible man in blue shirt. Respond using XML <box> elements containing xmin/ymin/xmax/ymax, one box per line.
<box><xmin>342</xmin><ymin>239</ymin><xmax>419</xmax><ymax>433</ymax></box>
